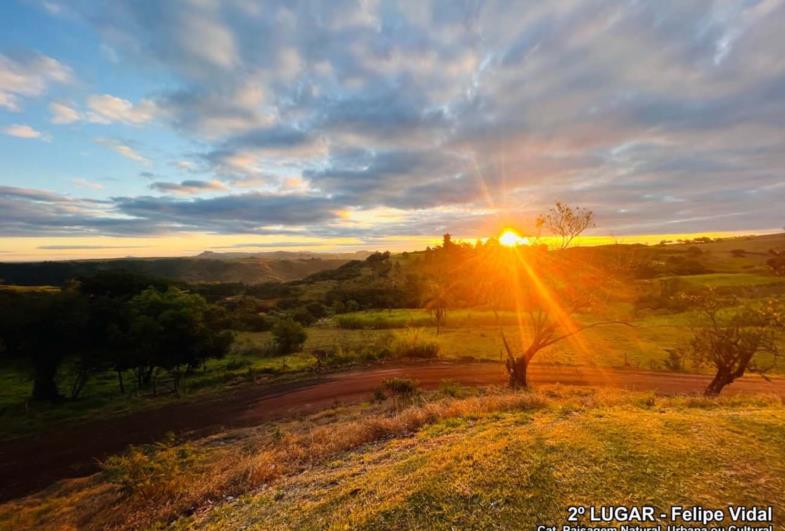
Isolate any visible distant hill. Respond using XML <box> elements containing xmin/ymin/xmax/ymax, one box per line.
<box><xmin>196</xmin><ymin>250</ymin><xmax>371</xmax><ymax>261</ymax></box>
<box><xmin>0</xmin><ymin>254</ymin><xmax>363</xmax><ymax>286</ymax></box>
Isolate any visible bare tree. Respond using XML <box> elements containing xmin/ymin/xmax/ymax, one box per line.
<box><xmin>473</xmin><ymin>241</ymin><xmax>629</xmax><ymax>388</ymax></box>
<box><xmin>423</xmin><ymin>280</ymin><xmax>450</xmax><ymax>335</ymax></box>
<box><xmin>686</xmin><ymin>292</ymin><xmax>781</xmax><ymax>396</ymax></box>
<box><xmin>536</xmin><ymin>202</ymin><xmax>595</xmax><ymax>249</ymax></box>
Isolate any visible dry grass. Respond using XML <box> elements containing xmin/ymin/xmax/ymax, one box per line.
<box><xmin>0</xmin><ymin>386</ymin><xmax>782</xmax><ymax>530</ymax></box>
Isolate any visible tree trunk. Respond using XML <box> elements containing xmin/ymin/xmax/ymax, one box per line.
<box><xmin>70</xmin><ymin>370</ymin><xmax>89</xmax><ymax>399</ymax></box>
<box><xmin>32</xmin><ymin>372</ymin><xmax>61</xmax><ymax>402</ymax></box>
<box><xmin>704</xmin><ymin>369</ymin><xmax>734</xmax><ymax>396</ymax></box>
<box><xmin>506</xmin><ymin>355</ymin><xmax>529</xmax><ymax>389</ymax></box>
<box><xmin>117</xmin><ymin>370</ymin><xmax>125</xmax><ymax>394</ymax></box>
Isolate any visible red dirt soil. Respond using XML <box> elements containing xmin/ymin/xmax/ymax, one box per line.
<box><xmin>1</xmin><ymin>361</ymin><xmax>784</xmax><ymax>502</ymax></box>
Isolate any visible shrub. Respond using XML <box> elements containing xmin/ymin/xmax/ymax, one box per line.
<box><xmin>768</xmin><ymin>250</ymin><xmax>785</xmax><ymax>276</ymax></box>
<box><xmin>310</xmin><ymin>339</ymin><xmax>391</xmax><ymax>370</ymax></box>
<box><xmin>271</xmin><ymin>318</ymin><xmax>307</xmax><ymax>354</ymax></box>
<box><xmin>102</xmin><ymin>433</ymin><xmax>199</xmax><ymax>496</ymax></box>
<box><xmin>289</xmin><ymin>307</ymin><xmax>316</xmax><ymax>326</ymax></box>
<box><xmin>382</xmin><ymin>378</ymin><xmax>418</xmax><ymax>397</ymax></box>
<box><xmin>662</xmin><ymin>348</ymin><xmax>686</xmax><ymax>372</ymax></box>
<box><xmin>224</xmin><ymin>358</ymin><xmax>253</xmax><ymax>371</ymax></box>
<box><xmin>389</xmin><ymin>328</ymin><xmax>440</xmax><ymax>359</ymax></box>
<box><xmin>438</xmin><ymin>379</ymin><xmax>466</xmax><ymax>398</ymax></box>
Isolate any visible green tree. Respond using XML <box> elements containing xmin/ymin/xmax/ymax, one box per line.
<box><xmin>271</xmin><ymin>318</ymin><xmax>307</xmax><ymax>354</ymax></box>
<box><xmin>685</xmin><ymin>293</ymin><xmax>781</xmax><ymax>396</ymax></box>
<box><xmin>128</xmin><ymin>287</ymin><xmax>232</xmax><ymax>392</ymax></box>
<box><xmin>0</xmin><ymin>289</ymin><xmax>89</xmax><ymax>401</ymax></box>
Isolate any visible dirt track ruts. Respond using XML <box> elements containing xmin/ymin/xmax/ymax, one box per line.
<box><xmin>1</xmin><ymin>361</ymin><xmax>784</xmax><ymax>503</ymax></box>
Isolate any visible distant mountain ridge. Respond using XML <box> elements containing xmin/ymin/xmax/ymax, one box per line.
<box><xmin>0</xmin><ymin>251</ymin><xmax>372</xmax><ymax>286</ymax></box>
<box><xmin>196</xmin><ymin>250</ymin><xmax>371</xmax><ymax>260</ymax></box>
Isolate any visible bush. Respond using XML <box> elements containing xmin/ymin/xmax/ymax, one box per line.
<box><xmin>289</xmin><ymin>307</ymin><xmax>316</xmax><ymax>326</ymax></box>
<box><xmin>225</xmin><ymin>358</ymin><xmax>253</xmax><ymax>371</ymax></box>
<box><xmin>662</xmin><ymin>348</ymin><xmax>686</xmax><ymax>372</ymax></box>
<box><xmin>102</xmin><ymin>433</ymin><xmax>199</xmax><ymax>496</ymax></box>
<box><xmin>310</xmin><ymin>338</ymin><xmax>392</xmax><ymax>370</ymax></box>
<box><xmin>382</xmin><ymin>377</ymin><xmax>418</xmax><ymax>397</ymax></box>
<box><xmin>389</xmin><ymin>328</ymin><xmax>440</xmax><ymax>359</ymax></box>
<box><xmin>271</xmin><ymin>318</ymin><xmax>307</xmax><ymax>354</ymax></box>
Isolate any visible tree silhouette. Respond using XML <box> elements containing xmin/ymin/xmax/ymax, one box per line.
<box><xmin>536</xmin><ymin>201</ymin><xmax>595</xmax><ymax>249</ymax></box>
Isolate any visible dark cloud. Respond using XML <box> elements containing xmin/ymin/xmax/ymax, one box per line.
<box><xmin>114</xmin><ymin>192</ymin><xmax>340</xmax><ymax>232</ymax></box>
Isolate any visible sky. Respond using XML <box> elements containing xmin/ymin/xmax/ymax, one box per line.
<box><xmin>1</xmin><ymin>0</ymin><xmax>784</xmax><ymax>260</ymax></box>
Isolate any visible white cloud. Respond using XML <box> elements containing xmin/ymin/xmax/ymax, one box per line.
<box><xmin>3</xmin><ymin>123</ymin><xmax>51</xmax><ymax>141</ymax></box>
<box><xmin>86</xmin><ymin>94</ymin><xmax>157</xmax><ymax>125</ymax></box>
<box><xmin>96</xmin><ymin>138</ymin><xmax>151</xmax><ymax>165</ymax></box>
<box><xmin>176</xmin><ymin>159</ymin><xmax>197</xmax><ymax>170</ymax></box>
<box><xmin>0</xmin><ymin>53</ymin><xmax>72</xmax><ymax>111</ymax></box>
<box><xmin>49</xmin><ymin>101</ymin><xmax>80</xmax><ymax>124</ymax></box>
<box><xmin>72</xmin><ymin>177</ymin><xmax>104</xmax><ymax>190</ymax></box>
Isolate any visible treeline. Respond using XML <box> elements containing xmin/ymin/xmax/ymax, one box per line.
<box><xmin>0</xmin><ymin>273</ymin><xmax>233</xmax><ymax>401</ymax></box>
<box><xmin>0</xmin><ymin>255</ymin><xmax>349</xmax><ymax>286</ymax></box>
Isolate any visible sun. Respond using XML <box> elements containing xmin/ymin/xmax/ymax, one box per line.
<box><xmin>499</xmin><ymin>229</ymin><xmax>530</xmax><ymax>247</ymax></box>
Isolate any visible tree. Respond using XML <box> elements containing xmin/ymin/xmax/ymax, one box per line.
<box><xmin>685</xmin><ymin>293</ymin><xmax>781</xmax><ymax>396</ymax></box>
<box><xmin>271</xmin><ymin>318</ymin><xmax>307</xmax><ymax>354</ymax></box>
<box><xmin>127</xmin><ymin>287</ymin><xmax>232</xmax><ymax>392</ymax></box>
<box><xmin>472</xmin><ymin>240</ymin><xmax>627</xmax><ymax>389</ymax></box>
<box><xmin>536</xmin><ymin>201</ymin><xmax>595</xmax><ymax>249</ymax></box>
<box><xmin>0</xmin><ymin>289</ymin><xmax>89</xmax><ymax>401</ymax></box>
<box><xmin>423</xmin><ymin>280</ymin><xmax>450</xmax><ymax>334</ymax></box>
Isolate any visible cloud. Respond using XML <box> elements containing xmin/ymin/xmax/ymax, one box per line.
<box><xmin>37</xmin><ymin>244</ymin><xmax>144</xmax><ymax>250</ymax></box>
<box><xmin>150</xmin><ymin>179</ymin><xmax>227</xmax><ymax>195</ymax></box>
<box><xmin>4</xmin><ymin>0</ymin><xmax>785</xmax><ymax>240</ymax></box>
<box><xmin>49</xmin><ymin>101</ymin><xmax>80</xmax><ymax>124</ymax></box>
<box><xmin>0</xmin><ymin>52</ymin><xmax>72</xmax><ymax>111</ymax></box>
<box><xmin>95</xmin><ymin>138</ymin><xmax>151</xmax><ymax>165</ymax></box>
<box><xmin>72</xmin><ymin>178</ymin><xmax>104</xmax><ymax>190</ymax></box>
<box><xmin>86</xmin><ymin>94</ymin><xmax>157</xmax><ymax>125</ymax></box>
<box><xmin>114</xmin><ymin>192</ymin><xmax>340</xmax><ymax>232</ymax></box>
<box><xmin>3</xmin><ymin>123</ymin><xmax>51</xmax><ymax>141</ymax></box>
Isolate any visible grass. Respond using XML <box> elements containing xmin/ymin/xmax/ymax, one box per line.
<box><xmin>2</xmin><ymin>385</ymin><xmax>782</xmax><ymax>530</ymax></box>
<box><xmin>0</xmin><ymin>350</ymin><xmax>315</xmax><ymax>441</ymax></box>
<box><xmin>659</xmin><ymin>272</ymin><xmax>785</xmax><ymax>288</ymax></box>
<box><xmin>332</xmin><ymin>309</ymin><xmax>520</xmax><ymax>329</ymax></box>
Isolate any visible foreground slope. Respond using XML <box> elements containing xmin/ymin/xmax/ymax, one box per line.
<box><xmin>1</xmin><ymin>386</ymin><xmax>782</xmax><ymax>530</ymax></box>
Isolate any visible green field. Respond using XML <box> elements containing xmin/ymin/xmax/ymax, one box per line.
<box><xmin>3</xmin><ymin>385</ymin><xmax>782</xmax><ymax>530</ymax></box>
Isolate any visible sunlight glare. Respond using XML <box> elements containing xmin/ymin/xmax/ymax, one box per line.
<box><xmin>499</xmin><ymin>229</ymin><xmax>530</xmax><ymax>247</ymax></box>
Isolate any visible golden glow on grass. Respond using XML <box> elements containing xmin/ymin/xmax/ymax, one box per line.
<box><xmin>498</xmin><ymin>229</ymin><xmax>530</xmax><ymax>247</ymax></box>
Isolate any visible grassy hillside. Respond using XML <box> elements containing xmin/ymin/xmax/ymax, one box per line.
<box><xmin>2</xmin><ymin>385</ymin><xmax>782</xmax><ymax>529</ymax></box>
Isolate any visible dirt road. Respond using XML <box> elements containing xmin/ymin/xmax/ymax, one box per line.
<box><xmin>1</xmin><ymin>361</ymin><xmax>784</xmax><ymax>502</ymax></box>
